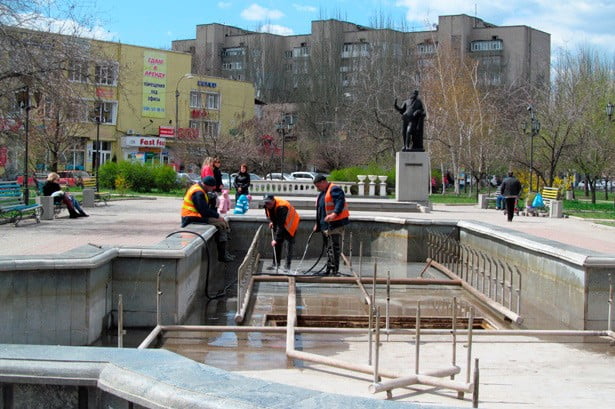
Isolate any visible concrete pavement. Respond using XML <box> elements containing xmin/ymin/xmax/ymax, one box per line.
<box><xmin>0</xmin><ymin>195</ymin><xmax>613</xmax><ymax>256</ymax></box>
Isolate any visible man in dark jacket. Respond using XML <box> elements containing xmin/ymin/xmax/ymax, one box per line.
<box><xmin>263</xmin><ymin>194</ymin><xmax>300</xmax><ymax>271</ymax></box>
<box><xmin>313</xmin><ymin>174</ymin><xmax>350</xmax><ymax>275</ymax></box>
<box><xmin>181</xmin><ymin>176</ymin><xmax>234</xmax><ymax>261</ymax></box>
<box><xmin>500</xmin><ymin>171</ymin><xmax>522</xmax><ymax>222</ymax></box>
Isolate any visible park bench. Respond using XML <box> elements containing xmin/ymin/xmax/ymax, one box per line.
<box><xmin>36</xmin><ymin>180</ymin><xmax>64</xmax><ymax>217</ymax></box>
<box><xmin>526</xmin><ymin>186</ymin><xmax>561</xmax><ymax>217</ymax></box>
<box><xmin>82</xmin><ymin>177</ymin><xmax>110</xmax><ymax>205</ymax></box>
<box><xmin>0</xmin><ymin>181</ymin><xmax>42</xmax><ymax>226</ymax></box>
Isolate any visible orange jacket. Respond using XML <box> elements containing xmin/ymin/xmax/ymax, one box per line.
<box><xmin>324</xmin><ymin>183</ymin><xmax>349</xmax><ymax>221</ymax></box>
<box><xmin>181</xmin><ymin>184</ymin><xmax>208</xmax><ymax>218</ymax></box>
<box><xmin>265</xmin><ymin>197</ymin><xmax>300</xmax><ymax>237</ymax></box>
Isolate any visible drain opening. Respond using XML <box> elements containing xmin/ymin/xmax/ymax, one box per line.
<box><xmin>264</xmin><ymin>314</ymin><xmax>494</xmax><ymax>329</ymax></box>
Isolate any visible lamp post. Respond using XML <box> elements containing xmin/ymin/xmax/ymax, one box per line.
<box><xmin>276</xmin><ymin>117</ymin><xmax>291</xmax><ymax>176</ymax></box>
<box><xmin>175</xmin><ymin>74</ymin><xmax>194</xmax><ymax>138</ymax></box>
<box><xmin>526</xmin><ymin>105</ymin><xmax>541</xmax><ymax>192</ymax></box>
<box><xmin>17</xmin><ymin>86</ymin><xmax>34</xmax><ymax>204</ymax></box>
<box><xmin>95</xmin><ymin>113</ymin><xmax>101</xmax><ymax>192</ymax></box>
<box><xmin>607</xmin><ymin>102</ymin><xmax>614</xmax><ymax>122</ymax></box>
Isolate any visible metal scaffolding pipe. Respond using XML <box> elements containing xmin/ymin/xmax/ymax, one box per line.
<box><xmin>415</xmin><ymin>301</ymin><xmax>421</xmax><ymax>374</ymax></box>
<box><xmin>253</xmin><ymin>275</ymin><xmax>460</xmax><ymax>286</ymax></box>
<box><xmin>117</xmin><ymin>294</ymin><xmax>124</xmax><ymax>348</ymax></box>
<box><xmin>286</xmin><ymin>277</ymin><xmax>297</xmax><ymax>354</ymax></box>
<box><xmin>153</xmin><ymin>325</ymin><xmax>615</xmax><ymax>339</ymax></box>
<box><xmin>368</xmin><ymin>366</ymin><xmax>461</xmax><ymax>394</ymax></box>
<box><xmin>138</xmin><ymin>325</ymin><xmax>162</xmax><ymax>349</ymax></box>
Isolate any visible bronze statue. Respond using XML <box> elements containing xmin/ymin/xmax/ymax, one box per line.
<box><xmin>394</xmin><ymin>90</ymin><xmax>425</xmax><ymax>152</ymax></box>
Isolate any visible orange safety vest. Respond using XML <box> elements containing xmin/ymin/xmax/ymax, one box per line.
<box><xmin>181</xmin><ymin>184</ymin><xmax>209</xmax><ymax>218</ymax></box>
<box><xmin>325</xmin><ymin>183</ymin><xmax>349</xmax><ymax>221</ymax></box>
<box><xmin>266</xmin><ymin>197</ymin><xmax>300</xmax><ymax>237</ymax></box>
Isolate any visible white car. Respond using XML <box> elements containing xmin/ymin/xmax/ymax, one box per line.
<box><xmin>290</xmin><ymin>171</ymin><xmax>320</xmax><ymax>181</ymax></box>
<box><xmin>265</xmin><ymin>172</ymin><xmax>294</xmax><ymax>181</ymax></box>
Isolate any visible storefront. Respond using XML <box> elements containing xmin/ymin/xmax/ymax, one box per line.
<box><xmin>121</xmin><ymin>135</ymin><xmax>169</xmax><ymax>164</ymax></box>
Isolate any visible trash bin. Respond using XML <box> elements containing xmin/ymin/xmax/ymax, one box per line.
<box><xmin>82</xmin><ymin>188</ymin><xmax>95</xmax><ymax>208</ymax></box>
<box><xmin>549</xmin><ymin>200</ymin><xmax>563</xmax><ymax>218</ymax></box>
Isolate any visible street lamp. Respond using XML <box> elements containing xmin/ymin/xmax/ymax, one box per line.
<box><xmin>525</xmin><ymin>105</ymin><xmax>540</xmax><ymax>192</ymax></box>
<box><xmin>175</xmin><ymin>74</ymin><xmax>194</xmax><ymax>138</ymax></box>
<box><xmin>607</xmin><ymin>102</ymin><xmax>614</xmax><ymax>122</ymax></box>
<box><xmin>276</xmin><ymin>117</ymin><xmax>291</xmax><ymax>176</ymax></box>
<box><xmin>17</xmin><ymin>86</ymin><xmax>37</xmax><ymax>205</ymax></box>
<box><xmin>95</xmin><ymin>113</ymin><xmax>101</xmax><ymax>192</ymax></box>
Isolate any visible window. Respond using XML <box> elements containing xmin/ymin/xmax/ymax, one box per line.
<box><xmin>341</xmin><ymin>42</ymin><xmax>370</xmax><ymax>58</ymax></box>
<box><xmin>189</xmin><ymin>120</ymin><xmax>219</xmax><ymax>138</ymax></box>
<box><xmin>222</xmin><ymin>47</ymin><xmax>245</xmax><ymax>57</ymax></box>
<box><xmin>68</xmin><ymin>61</ymin><xmax>88</xmax><ymax>83</ymax></box>
<box><xmin>417</xmin><ymin>42</ymin><xmax>437</xmax><ymax>54</ymax></box>
<box><xmin>91</xmin><ymin>101</ymin><xmax>116</xmax><ymax>124</ymax></box>
<box><xmin>284</xmin><ymin>50</ymin><xmax>292</xmax><ymax>58</ymax></box>
<box><xmin>206</xmin><ymin>93</ymin><xmax>219</xmax><ymax>110</ymax></box>
<box><xmin>292</xmin><ymin>46</ymin><xmax>310</xmax><ymax>58</ymax></box>
<box><xmin>189</xmin><ymin>91</ymin><xmax>219</xmax><ymax>110</ymax></box>
<box><xmin>221</xmin><ymin>62</ymin><xmax>242</xmax><ymax>70</ymax></box>
<box><xmin>470</xmin><ymin>40</ymin><xmax>503</xmax><ymax>52</ymax></box>
<box><xmin>95</xmin><ymin>62</ymin><xmax>118</xmax><ymax>85</ymax></box>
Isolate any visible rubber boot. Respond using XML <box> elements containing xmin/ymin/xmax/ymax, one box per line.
<box><xmin>217</xmin><ymin>241</ymin><xmax>234</xmax><ymax>262</ymax></box>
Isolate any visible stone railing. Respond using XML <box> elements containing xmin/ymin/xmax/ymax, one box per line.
<box><xmin>251</xmin><ymin>180</ymin><xmax>354</xmax><ymax>195</ymax></box>
<box><xmin>251</xmin><ymin>176</ymin><xmax>389</xmax><ymax>197</ymax></box>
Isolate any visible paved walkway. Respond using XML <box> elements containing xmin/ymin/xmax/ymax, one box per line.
<box><xmin>0</xmin><ymin>195</ymin><xmax>613</xmax><ymax>256</ymax></box>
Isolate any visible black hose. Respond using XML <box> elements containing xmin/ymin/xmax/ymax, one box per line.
<box><xmin>166</xmin><ymin>230</ymin><xmax>228</xmax><ymax>300</ymax></box>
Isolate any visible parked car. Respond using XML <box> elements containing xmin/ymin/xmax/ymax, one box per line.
<box><xmin>290</xmin><ymin>171</ymin><xmax>319</xmax><ymax>181</ymax></box>
<box><xmin>176</xmin><ymin>172</ymin><xmax>200</xmax><ymax>186</ymax></box>
<box><xmin>264</xmin><ymin>172</ymin><xmax>294</xmax><ymax>181</ymax></box>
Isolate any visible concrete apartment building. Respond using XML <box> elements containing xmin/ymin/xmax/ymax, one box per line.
<box><xmin>172</xmin><ymin>14</ymin><xmax>551</xmax><ymax>102</ymax></box>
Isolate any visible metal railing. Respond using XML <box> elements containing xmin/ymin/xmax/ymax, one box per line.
<box><xmin>426</xmin><ymin>229</ymin><xmax>522</xmax><ymax>316</ymax></box>
<box><xmin>234</xmin><ymin>225</ymin><xmax>263</xmax><ymax>324</ymax></box>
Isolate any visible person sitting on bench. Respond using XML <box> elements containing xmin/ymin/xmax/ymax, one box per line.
<box><xmin>42</xmin><ymin>172</ymin><xmax>88</xmax><ymax>218</ymax></box>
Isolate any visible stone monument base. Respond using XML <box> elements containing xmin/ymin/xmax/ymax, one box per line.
<box><xmin>396</xmin><ymin>151</ymin><xmax>429</xmax><ymax>203</ymax></box>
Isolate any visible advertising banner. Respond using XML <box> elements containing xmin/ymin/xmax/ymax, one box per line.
<box><xmin>142</xmin><ymin>52</ymin><xmax>167</xmax><ymax>118</ymax></box>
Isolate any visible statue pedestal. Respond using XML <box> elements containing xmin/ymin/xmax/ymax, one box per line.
<box><xmin>396</xmin><ymin>151</ymin><xmax>429</xmax><ymax>203</ymax></box>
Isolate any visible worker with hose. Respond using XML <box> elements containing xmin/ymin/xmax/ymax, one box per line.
<box><xmin>263</xmin><ymin>194</ymin><xmax>300</xmax><ymax>272</ymax></box>
<box><xmin>313</xmin><ymin>174</ymin><xmax>350</xmax><ymax>276</ymax></box>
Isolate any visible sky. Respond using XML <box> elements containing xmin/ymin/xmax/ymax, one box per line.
<box><xmin>78</xmin><ymin>0</ymin><xmax>615</xmax><ymax>56</ymax></box>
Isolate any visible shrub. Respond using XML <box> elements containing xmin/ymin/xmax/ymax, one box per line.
<box><xmin>330</xmin><ymin>164</ymin><xmax>395</xmax><ymax>187</ymax></box>
<box><xmin>98</xmin><ymin>161</ymin><xmax>119</xmax><ymax>189</ymax></box>
<box><xmin>153</xmin><ymin>165</ymin><xmax>178</xmax><ymax>192</ymax></box>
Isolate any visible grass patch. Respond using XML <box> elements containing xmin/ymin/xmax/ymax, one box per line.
<box><xmin>563</xmin><ymin>199</ymin><xmax>615</xmax><ymax>220</ymax></box>
<box><xmin>429</xmin><ymin>194</ymin><xmax>477</xmax><ymax>205</ymax></box>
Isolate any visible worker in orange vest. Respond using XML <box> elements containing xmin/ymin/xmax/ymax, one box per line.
<box><xmin>313</xmin><ymin>174</ymin><xmax>349</xmax><ymax>276</ymax></box>
<box><xmin>263</xmin><ymin>194</ymin><xmax>300</xmax><ymax>271</ymax></box>
<box><xmin>181</xmin><ymin>176</ymin><xmax>234</xmax><ymax>262</ymax></box>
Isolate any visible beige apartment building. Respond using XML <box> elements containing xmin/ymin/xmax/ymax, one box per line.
<box><xmin>173</xmin><ymin>14</ymin><xmax>551</xmax><ymax>102</ymax></box>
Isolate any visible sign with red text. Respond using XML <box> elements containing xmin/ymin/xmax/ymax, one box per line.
<box><xmin>142</xmin><ymin>51</ymin><xmax>167</xmax><ymax>118</ymax></box>
<box><xmin>159</xmin><ymin>126</ymin><xmax>175</xmax><ymax>137</ymax></box>
<box><xmin>121</xmin><ymin>136</ymin><xmax>166</xmax><ymax>148</ymax></box>
<box><xmin>177</xmin><ymin>128</ymin><xmax>199</xmax><ymax>139</ymax></box>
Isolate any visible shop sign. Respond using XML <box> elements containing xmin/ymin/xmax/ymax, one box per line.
<box><xmin>159</xmin><ymin>126</ymin><xmax>175</xmax><ymax>137</ymax></box>
<box><xmin>197</xmin><ymin>80</ymin><xmax>217</xmax><ymax>88</ymax></box>
<box><xmin>122</xmin><ymin>136</ymin><xmax>166</xmax><ymax>148</ymax></box>
<box><xmin>191</xmin><ymin>109</ymin><xmax>208</xmax><ymax>119</ymax></box>
<box><xmin>96</xmin><ymin>87</ymin><xmax>114</xmax><ymax>99</ymax></box>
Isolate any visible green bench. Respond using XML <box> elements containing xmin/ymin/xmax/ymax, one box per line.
<box><xmin>0</xmin><ymin>181</ymin><xmax>42</xmax><ymax>226</ymax></box>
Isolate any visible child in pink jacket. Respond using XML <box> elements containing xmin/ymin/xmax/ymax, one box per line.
<box><xmin>218</xmin><ymin>189</ymin><xmax>230</xmax><ymax>215</ymax></box>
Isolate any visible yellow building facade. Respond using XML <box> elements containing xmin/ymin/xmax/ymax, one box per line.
<box><xmin>66</xmin><ymin>39</ymin><xmax>255</xmax><ymax>171</ymax></box>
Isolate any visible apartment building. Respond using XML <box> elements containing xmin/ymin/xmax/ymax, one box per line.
<box><xmin>172</xmin><ymin>14</ymin><xmax>551</xmax><ymax>102</ymax></box>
